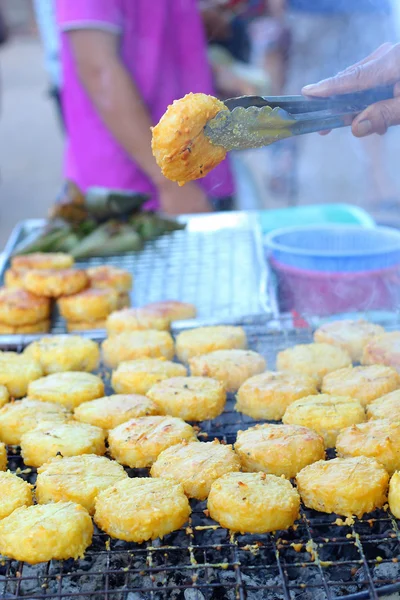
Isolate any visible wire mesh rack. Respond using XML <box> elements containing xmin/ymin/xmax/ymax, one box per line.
<box><xmin>0</xmin><ymin>317</ymin><xmax>400</xmax><ymax>600</ymax></box>
<box><xmin>0</xmin><ymin>213</ymin><xmax>271</xmax><ymax>339</ymax></box>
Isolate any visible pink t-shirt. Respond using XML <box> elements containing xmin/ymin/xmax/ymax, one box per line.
<box><xmin>56</xmin><ymin>0</ymin><xmax>235</xmax><ymax>207</ymax></box>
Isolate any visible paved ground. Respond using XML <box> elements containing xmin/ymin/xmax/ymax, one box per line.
<box><xmin>0</xmin><ymin>36</ymin><xmax>63</xmax><ymax>248</ymax></box>
<box><xmin>2</xmin><ymin>34</ymin><xmax>400</xmax><ymax>249</ymax></box>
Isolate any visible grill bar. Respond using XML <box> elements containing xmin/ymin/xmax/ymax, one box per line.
<box><xmin>231</xmin><ymin>537</ymin><xmax>247</xmax><ymax>600</ymax></box>
<box><xmin>271</xmin><ymin>536</ymin><xmax>291</xmax><ymax>600</ymax></box>
<box><xmin>351</xmin><ymin>523</ymin><xmax>379</xmax><ymax>600</ymax></box>
<box><xmin>298</xmin><ymin>507</ymin><xmax>334</xmax><ymax>600</ymax></box>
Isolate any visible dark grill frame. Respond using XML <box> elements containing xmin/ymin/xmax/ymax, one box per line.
<box><xmin>1</xmin><ymin>317</ymin><xmax>400</xmax><ymax>600</ymax></box>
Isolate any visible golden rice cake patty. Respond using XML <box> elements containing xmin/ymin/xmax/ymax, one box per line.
<box><xmin>102</xmin><ymin>330</ymin><xmax>175</xmax><ymax>369</ymax></box>
<box><xmin>150</xmin><ymin>440</ymin><xmax>241</xmax><ymax>500</ymax></box>
<box><xmin>0</xmin><ymin>352</ymin><xmax>43</xmax><ymax>398</ymax></box>
<box><xmin>314</xmin><ymin>319</ymin><xmax>385</xmax><ymax>362</ymax></box>
<box><xmin>336</xmin><ymin>419</ymin><xmax>400</xmax><ymax>475</ymax></box>
<box><xmin>94</xmin><ymin>477</ymin><xmax>190</xmax><ymax>542</ymax></box>
<box><xmin>0</xmin><ymin>385</ymin><xmax>9</xmax><ymax>408</ymax></box>
<box><xmin>0</xmin><ymin>398</ymin><xmax>70</xmax><ymax>445</ymax></box>
<box><xmin>234</xmin><ymin>424</ymin><xmax>325</xmax><ymax>479</ymax></box>
<box><xmin>112</xmin><ymin>358</ymin><xmax>187</xmax><ymax>395</ymax></box>
<box><xmin>21</xmin><ymin>421</ymin><xmax>106</xmax><ymax>467</ymax></box>
<box><xmin>11</xmin><ymin>252</ymin><xmax>74</xmax><ymax>271</ymax></box>
<box><xmin>24</xmin><ymin>334</ymin><xmax>100</xmax><ymax>374</ymax></box>
<box><xmin>276</xmin><ymin>343</ymin><xmax>352</xmax><ymax>385</ymax></box>
<box><xmin>282</xmin><ymin>394</ymin><xmax>366</xmax><ymax>448</ymax></box>
<box><xmin>0</xmin><ymin>320</ymin><xmax>51</xmax><ymax>334</ymax></box>
<box><xmin>176</xmin><ymin>325</ymin><xmax>247</xmax><ymax>363</ymax></box>
<box><xmin>367</xmin><ymin>390</ymin><xmax>400</xmax><ymax>422</ymax></box>
<box><xmin>58</xmin><ymin>288</ymin><xmax>119</xmax><ymax>322</ymax></box>
<box><xmin>362</xmin><ymin>331</ymin><xmax>400</xmax><ymax>370</ymax></box>
<box><xmin>143</xmin><ymin>300</ymin><xmax>197</xmax><ymax>322</ymax></box>
<box><xmin>36</xmin><ymin>454</ymin><xmax>128</xmax><ymax>514</ymax></box>
<box><xmin>296</xmin><ymin>456</ymin><xmax>389</xmax><ymax>518</ymax></box>
<box><xmin>74</xmin><ymin>394</ymin><xmax>160</xmax><ymax>430</ymax></box>
<box><xmin>87</xmin><ymin>265</ymin><xmax>132</xmax><ymax>292</ymax></box>
<box><xmin>23</xmin><ymin>268</ymin><xmax>88</xmax><ymax>298</ymax></box>
<box><xmin>106</xmin><ymin>307</ymin><xmax>170</xmax><ymax>336</ymax></box>
<box><xmin>66</xmin><ymin>320</ymin><xmax>107</xmax><ymax>332</ymax></box>
<box><xmin>28</xmin><ymin>371</ymin><xmax>104</xmax><ymax>409</ymax></box>
<box><xmin>0</xmin><ymin>442</ymin><xmax>6</xmax><ymax>471</ymax></box>
<box><xmin>109</xmin><ymin>415</ymin><xmax>197</xmax><ymax>468</ymax></box>
<box><xmin>147</xmin><ymin>376</ymin><xmax>226</xmax><ymax>421</ymax></box>
<box><xmin>388</xmin><ymin>471</ymin><xmax>400</xmax><ymax>518</ymax></box>
<box><xmin>322</xmin><ymin>365</ymin><xmax>400</xmax><ymax>407</ymax></box>
<box><xmin>4</xmin><ymin>268</ymin><xmax>25</xmax><ymax>289</ymax></box>
<box><xmin>208</xmin><ymin>472</ymin><xmax>300</xmax><ymax>533</ymax></box>
<box><xmin>189</xmin><ymin>349</ymin><xmax>266</xmax><ymax>393</ymax></box>
<box><xmin>236</xmin><ymin>371</ymin><xmax>318</xmax><ymax>421</ymax></box>
<box><xmin>0</xmin><ymin>288</ymin><xmax>50</xmax><ymax>326</ymax></box>
<box><xmin>0</xmin><ymin>472</ymin><xmax>33</xmax><ymax>520</ymax></box>
<box><xmin>0</xmin><ymin>502</ymin><xmax>93</xmax><ymax>565</ymax></box>
<box><xmin>6</xmin><ymin>253</ymin><xmax>74</xmax><ymax>292</ymax></box>
<box><xmin>152</xmin><ymin>93</ymin><xmax>228</xmax><ymax>185</ymax></box>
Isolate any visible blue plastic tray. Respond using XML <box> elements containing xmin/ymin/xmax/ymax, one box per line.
<box><xmin>258</xmin><ymin>203</ymin><xmax>374</xmax><ymax>235</ymax></box>
<box><xmin>265</xmin><ymin>224</ymin><xmax>400</xmax><ymax>272</ymax></box>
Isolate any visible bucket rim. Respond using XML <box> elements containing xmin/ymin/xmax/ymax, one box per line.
<box><xmin>264</xmin><ymin>224</ymin><xmax>400</xmax><ymax>259</ymax></box>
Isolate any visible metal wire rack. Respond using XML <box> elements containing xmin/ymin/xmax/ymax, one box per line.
<box><xmin>1</xmin><ymin>317</ymin><xmax>400</xmax><ymax>600</ymax></box>
<box><xmin>0</xmin><ymin>213</ymin><xmax>271</xmax><ymax>338</ymax></box>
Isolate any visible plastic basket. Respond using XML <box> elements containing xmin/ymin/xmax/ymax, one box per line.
<box><xmin>271</xmin><ymin>258</ymin><xmax>400</xmax><ymax>316</ymax></box>
<box><xmin>265</xmin><ymin>225</ymin><xmax>400</xmax><ymax>272</ymax></box>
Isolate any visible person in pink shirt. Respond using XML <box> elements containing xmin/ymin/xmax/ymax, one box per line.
<box><xmin>56</xmin><ymin>0</ymin><xmax>235</xmax><ymax>214</ymax></box>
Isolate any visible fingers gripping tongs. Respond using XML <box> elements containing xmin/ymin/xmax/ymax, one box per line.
<box><xmin>203</xmin><ymin>86</ymin><xmax>394</xmax><ymax>151</ymax></box>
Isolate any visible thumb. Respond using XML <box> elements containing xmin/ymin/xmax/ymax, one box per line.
<box><xmin>352</xmin><ymin>98</ymin><xmax>400</xmax><ymax>136</ymax></box>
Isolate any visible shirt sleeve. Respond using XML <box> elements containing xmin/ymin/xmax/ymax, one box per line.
<box><xmin>56</xmin><ymin>0</ymin><xmax>123</xmax><ymax>33</ymax></box>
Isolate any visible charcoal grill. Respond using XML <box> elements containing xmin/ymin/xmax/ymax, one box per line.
<box><xmin>0</xmin><ymin>316</ymin><xmax>399</xmax><ymax>600</ymax></box>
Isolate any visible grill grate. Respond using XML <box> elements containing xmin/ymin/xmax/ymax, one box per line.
<box><xmin>0</xmin><ymin>214</ymin><xmax>270</xmax><ymax>339</ymax></box>
<box><xmin>1</xmin><ymin>319</ymin><xmax>400</xmax><ymax>600</ymax></box>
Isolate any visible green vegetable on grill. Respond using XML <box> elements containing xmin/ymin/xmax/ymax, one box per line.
<box><xmin>130</xmin><ymin>213</ymin><xmax>185</xmax><ymax>241</ymax></box>
<box><xmin>12</xmin><ymin>182</ymin><xmax>185</xmax><ymax>258</ymax></box>
<box><xmin>70</xmin><ymin>221</ymin><xmax>143</xmax><ymax>258</ymax></box>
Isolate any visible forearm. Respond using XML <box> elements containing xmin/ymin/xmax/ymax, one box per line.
<box><xmin>78</xmin><ymin>58</ymin><xmax>165</xmax><ymax>187</ymax></box>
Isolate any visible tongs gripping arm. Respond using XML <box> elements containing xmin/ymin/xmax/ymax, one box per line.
<box><xmin>224</xmin><ymin>85</ymin><xmax>395</xmax><ymax>114</ymax></box>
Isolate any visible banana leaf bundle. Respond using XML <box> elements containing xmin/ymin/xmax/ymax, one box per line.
<box><xmin>130</xmin><ymin>213</ymin><xmax>185</xmax><ymax>241</ymax></box>
<box><xmin>51</xmin><ymin>183</ymin><xmax>150</xmax><ymax>223</ymax></box>
<box><xmin>13</xmin><ymin>182</ymin><xmax>186</xmax><ymax>258</ymax></box>
<box><xmin>13</xmin><ymin>216</ymin><xmax>185</xmax><ymax>258</ymax></box>
<box><xmin>71</xmin><ymin>221</ymin><xmax>143</xmax><ymax>258</ymax></box>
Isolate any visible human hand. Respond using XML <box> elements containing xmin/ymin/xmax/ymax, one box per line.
<box><xmin>302</xmin><ymin>43</ymin><xmax>400</xmax><ymax>137</ymax></box>
<box><xmin>157</xmin><ymin>180</ymin><xmax>212</xmax><ymax>215</ymax></box>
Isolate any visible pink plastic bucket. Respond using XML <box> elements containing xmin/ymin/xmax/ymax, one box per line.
<box><xmin>270</xmin><ymin>258</ymin><xmax>400</xmax><ymax>316</ymax></box>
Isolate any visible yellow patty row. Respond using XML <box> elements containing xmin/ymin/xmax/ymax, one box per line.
<box><xmin>0</xmin><ymin>318</ymin><xmax>399</xmax><ymax>565</ymax></box>
<box><xmin>1</xmin><ymin>252</ymin><xmax>135</xmax><ymax>332</ymax></box>
<box><xmin>1</xmin><ymin>252</ymin><xmax>200</xmax><ymax>334</ymax></box>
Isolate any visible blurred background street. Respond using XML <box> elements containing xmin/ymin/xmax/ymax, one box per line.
<box><xmin>2</xmin><ymin>0</ymin><xmax>400</xmax><ymax>246</ymax></box>
<box><xmin>0</xmin><ymin>34</ymin><xmax>63</xmax><ymax>246</ymax></box>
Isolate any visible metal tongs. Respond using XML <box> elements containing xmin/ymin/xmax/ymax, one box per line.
<box><xmin>204</xmin><ymin>85</ymin><xmax>394</xmax><ymax>151</ymax></box>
